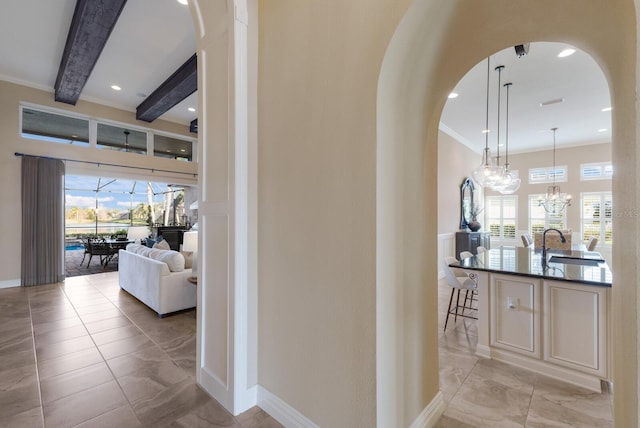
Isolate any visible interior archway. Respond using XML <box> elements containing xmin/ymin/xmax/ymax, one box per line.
<box><xmin>377</xmin><ymin>1</ymin><xmax>637</xmax><ymax>426</ymax></box>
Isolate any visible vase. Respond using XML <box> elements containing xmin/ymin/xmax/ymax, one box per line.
<box><xmin>468</xmin><ymin>218</ymin><xmax>481</xmax><ymax>232</ymax></box>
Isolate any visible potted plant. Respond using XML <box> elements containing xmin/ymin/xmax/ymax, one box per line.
<box><xmin>468</xmin><ymin>205</ymin><xmax>484</xmax><ymax>232</ymax></box>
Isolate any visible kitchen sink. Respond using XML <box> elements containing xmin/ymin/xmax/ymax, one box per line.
<box><xmin>548</xmin><ymin>256</ymin><xmax>604</xmax><ymax>266</ymax></box>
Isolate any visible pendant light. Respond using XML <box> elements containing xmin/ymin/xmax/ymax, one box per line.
<box><xmin>538</xmin><ymin>128</ymin><xmax>572</xmax><ymax>213</ymax></box>
<box><xmin>471</xmin><ymin>57</ymin><xmax>502</xmax><ymax>187</ymax></box>
<box><xmin>498</xmin><ymin>82</ymin><xmax>521</xmax><ymax>194</ymax></box>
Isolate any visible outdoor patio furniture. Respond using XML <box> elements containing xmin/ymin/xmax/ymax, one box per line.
<box><xmin>86</xmin><ymin>237</ymin><xmax>112</xmax><ymax>268</ymax></box>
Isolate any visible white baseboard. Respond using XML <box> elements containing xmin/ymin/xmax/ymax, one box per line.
<box><xmin>0</xmin><ymin>279</ymin><xmax>20</xmax><ymax>289</ymax></box>
<box><xmin>409</xmin><ymin>391</ymin><xmax>446</xmax><ymax>428</ymax></box>
<box><xmin>257</xmin><ymin>386</ymin><xmax>319</xmax><ymax>428</ymax></box>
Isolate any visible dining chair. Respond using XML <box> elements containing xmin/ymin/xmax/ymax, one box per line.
<box><xmin>459</xmin><ymin>251</ymin><xmax>474</xmax><ymax>260</ymax></box>
<box><xmin>442</xmin><ymin>256</ymin><xmax>478</xmax><ymax>332</ymax></box>
<box><xmin>476</xmin><ymin>246</ymin><xmax>487</xmax><ymax>254</ymax></box>
<box><xmin>587</xmin><ymin>236</ymin><xmax>599</xmax><ymax>251</ymax></box>
<box><xmin>521</xmin><ymin>233</ymin><xmax>533</xmax><ymax>247</ymax></box>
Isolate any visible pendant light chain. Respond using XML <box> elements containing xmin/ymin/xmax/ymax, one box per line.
<box><xmin>495</xmin><ymin>65</ymin><xmax>504</xmax><ymax>166</ymax></box>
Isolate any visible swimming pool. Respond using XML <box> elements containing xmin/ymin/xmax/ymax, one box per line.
<box><xmin>65</xmin><ymin>245</ymin><xmax>84</xmax><ymax>251</ymax></box>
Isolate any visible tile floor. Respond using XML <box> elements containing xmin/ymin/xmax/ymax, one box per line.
<box><xmin>434</xmin><ymin>277</ymin><xmax>614</xmax><ymax>427</ymax></box>
<box><xmin>0</xmin><ymin>272</ymin><xmax>282</xmax><ymax>428</ymax></box>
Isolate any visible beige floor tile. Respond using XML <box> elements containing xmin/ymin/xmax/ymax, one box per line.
<box><xmin>40</xmin><ymin>362</ymin><xmax>114</xmax><ymax>404</ymax></box>
<box><xmin>84</xmin><ymin>315</ymin><xmax>132</xmax><ymax>334</ymax></box>
<box><xmin>31</xmin><ymin>316</ymin><xmax>83</xmax><ymax>335</ymax></box>
<box><xmin>236</xmin><ymin>407</ymin><xmax>284</xmax><ymax>428</ymax></box>
<box><xmin>78</xmin><ymin>307</ymin><xmax>124</xmax><ymax>324</ymax></box>
<box><xmin>38</xmin><ymin>346</ymin><xmax>103</xmax><ymax>380</ymax></box>
<box><xmin>0</xmin><ymin>365</ymin><xmax>41</xmax><ymax>421</ymax></box>
<box><xmin>36</xmin><ymin>335</ymin><xmax>96</xmax><ymax>362</ymax></box>
<box><xmin>526</xmin><ymin>375</ymin><xmax>613</xmax><ymax>428</ymax></box>
<box><xmin>43</xmin><ymin>380</ymin><xmax>128</xmax><ymax>427</ymax></box>
<box><xmin>34</xmin><ymin>324</ymin><xmax>88</xmax><ymax>347</ymax></box>
<box><xmin>91</xmin><ymin>324</ymin><xmax>143</xmax><ymax>346</ymax></box>
<box><xmin>0</xmin><ymin>405</ymin><xmax>43</xmax><ymax>428</ymax></box>
<box><xmin>73</xmin><ymin>405</ymin><xmax>141</xmax><ymax>428</ymax></box>
<box><xmin>172</xmin><ymin>399</ymin><xmax>240</xmax><ymax>428</ymax></box>
<box><xmin>97</xmin><ymin>333</ymin><xmax>154</xmax><ymax>360</ymax></box>
<box><xmin>0</xmin><ymin>348</ymin><xmax>36</xmax><ymax>371</ymax></box>
<box><xmin>132</xmin><ymin>379</ymin><xmax>212</xmax><ymax>425</ymax></box>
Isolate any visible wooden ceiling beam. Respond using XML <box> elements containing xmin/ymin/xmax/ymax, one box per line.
<box><xmin>136</xmin><ymin>54</ymin><xmax>197</xmax><ymax>122</ymax></box>
<box><xmin>55</xmin><ymin>0</ymin><xmax>128</xmax><ymax>105</ymax></box>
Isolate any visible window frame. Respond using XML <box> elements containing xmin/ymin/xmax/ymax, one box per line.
<box><xmin>19</xmin><ymin>103</ymin><xmax>197</xmax><ymax>162</ymax></box>
<box><xmin>528</xmin><ymin>165</ymin><xmax>568</xmax><ymax>184</ymax></box>
<box><xmin>580</xmin><ymin>191</ymin><xmax>612</xmax><ymax>246</ymax></box>
<box><xmin>485</xmin><ymin>195</ymin><xmax>518</xmax><ymax>244</ymax></box>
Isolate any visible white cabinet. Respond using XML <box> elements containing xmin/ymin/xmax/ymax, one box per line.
<box><xmin>490</xmin><ymin>275</ymin><xmax>541</xmax><ymax>358</ymax></box>
<box><xmin>543</xmin><ymin>280</ymin><xmax>608</xmax><ymax>378</ymax></box>
<box><xmin>485</xmin><ymin>274</ymin><xmax>609</xmax><ymax>391</ymax></box>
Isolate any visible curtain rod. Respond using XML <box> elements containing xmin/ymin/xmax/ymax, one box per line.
<box><xmin>14</xmin><ymin>152</ymin><xmax>197</xmax><ymax>178</ymax></box>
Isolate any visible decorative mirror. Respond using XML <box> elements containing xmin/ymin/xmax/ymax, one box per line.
<box><xmin>460</xmin><ymin>177</ymin><xmax>475</xmax><ymax>230</ymax></box>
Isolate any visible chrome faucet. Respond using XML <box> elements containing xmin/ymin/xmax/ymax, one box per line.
<box><xmin>541</xmin><ymin>228</ymin><xmax>567</xmax><ymax>262</ymax></box>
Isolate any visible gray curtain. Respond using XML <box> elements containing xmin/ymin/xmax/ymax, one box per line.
<box><xmin>21</xmin><ymin>157</ymin><xmax>66</xmax><ymax>286</ymax></box>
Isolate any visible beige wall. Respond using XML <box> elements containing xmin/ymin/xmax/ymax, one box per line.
<box><xmin>0</xmin><ymin>80</ymin><xmax>196</xmax><ymax>285</ymax></box>
<box><xmin>484</xmin><ymin>143</ymin><xmax>612</xmax><ymax>239</ymax></box>
<box><xmin>257</xmin><ymin>0</ymin><xmax>411</xmax><ymax>425</ymax></box>
<box><xmin>438</xmin><ymin>131</ymin><xmax>481</xmax><ymax>234</ymax></box>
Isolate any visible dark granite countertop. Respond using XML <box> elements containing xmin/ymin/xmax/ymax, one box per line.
<box><xmin>450</xmin><ymin>246</ymin><xmax>612</xmax><ymax>287</ymax></box>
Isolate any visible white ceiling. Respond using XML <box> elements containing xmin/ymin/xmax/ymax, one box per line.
<box><xmin>441</xmin><ymin>42</ymin><xmax>611</xmax><ymax>153</ymax></box>
<box><xmin>0</xmin><ymin>5</ymin><xmax>611</xmax><ymax>149</ymax></box>
<box><xmin>0</xmin><ymin>0</ymin><xmax>197</xmax><ymax>126</ymax></box>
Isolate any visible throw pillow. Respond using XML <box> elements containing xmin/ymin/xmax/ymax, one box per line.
<box><xmin>148</xmin><ymin>249</ymin><xmax>185</xmax><ymax>272</ymax></box>
<box><xmin>153</xmin><ymin>239</ymin><xmax>171</xmax><ymax>251</ymax></box>
<box><xmin>180</xmin><ymin>250</ymin><xmax>193</xmax><ymax>269</ymax></box>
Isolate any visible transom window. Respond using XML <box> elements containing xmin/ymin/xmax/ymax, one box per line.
<box><xmin>581</xmin><ymin>162</ymin><xmax>613</xmax><ymax>181</ymax></box>
<box><xmin>528</xmin><ymin>166</ymin><xmax>567</xmax><ymax>184</ymax></box>
<box><xmin>20</xmin><ymin>104</ymin><xmax>195</xmax><ymax>162</ymax></box>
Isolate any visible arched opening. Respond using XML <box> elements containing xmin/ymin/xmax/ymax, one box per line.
<box><xmin>377</xmin><ymin>1</ymin><xmax>637</xmax><ymax>426</ymax></box>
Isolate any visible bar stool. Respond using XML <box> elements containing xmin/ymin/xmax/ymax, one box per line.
<box><xmin>442</xmin><ymin>256</ymin><xmax>478</xmax><ymax>332</ymax></box>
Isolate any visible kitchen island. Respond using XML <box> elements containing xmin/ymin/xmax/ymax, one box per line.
<box><xmin>450</xmin><ymin>246</ymin><xmax>612</xmax><ymax>392</ymax></box>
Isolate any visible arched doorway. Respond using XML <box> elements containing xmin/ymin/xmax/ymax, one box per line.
<box><xmin>378</xmin><ymin>1</ymin><xmax>637</xmax><ymax>426</ymax></box>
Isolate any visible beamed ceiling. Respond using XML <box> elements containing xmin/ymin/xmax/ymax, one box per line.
<box><xmin>0</xmin><ymin>0</ymin><xmax>197</xmax><ymax>128</ymax></box>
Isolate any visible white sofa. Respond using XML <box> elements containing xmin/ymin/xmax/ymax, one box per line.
<box><xmin>118</xmin><ymin>244</ymin><xmax>196</xmax><ymax>317</ymax></box>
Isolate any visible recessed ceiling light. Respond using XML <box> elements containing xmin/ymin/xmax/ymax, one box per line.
<box><xmin>177</xmin><ymin>0</ymin><xmax>188</xmax><ymax>4</ymax></box>
<box><xmin>482</xmin><ymin>129</ymin><xmax>490</xmax><ymax>134</ymax></box>
<box><xmin>448</xmin><ymin>92</ymin><xmax>459</xmax><ymax>99</ymax></box>
<box><xmin>498</xmin><ymin>143</ymin><xmax>505</xmax><ymax>147</ymax></box>
<box><xmin>602</xmin><ymin>107</ymin><xmax>612</xmax><ymax>112</ymax></box>
<box><xmin>557</xmin><ymin>48</ymin><xmax>576</xmax><ymax>58</ymax></box>
<box><xmin>598</xmin><ymin>128</ymin><xmax>608</xmax><ymax>132</ymax></box>
<box><xmin>188</xmin><ymin>107</ymin><xmax>196</xmax><ymax>112</ymax></box>
<box><xmin>111</xmin><ymin>85</ymin><xmax>121</xmax><ymax>91</ymax></box>
<box><xmin>180</xmin><ymin>149</ymin><xmax>186</xmax><ymax>152</ymax></box>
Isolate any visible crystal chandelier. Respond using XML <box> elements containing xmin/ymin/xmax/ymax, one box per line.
<box><xmin>538</xmin><ymin>128</ymin><xmax>572</xmax><ymax>213</ymax></box>
<box><xmin>471</xmin><ymin>57</ymin><xmax>504</xmax><ymax>187</ymax></box>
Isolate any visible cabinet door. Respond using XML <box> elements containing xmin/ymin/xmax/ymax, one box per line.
<box><xmin>543</xmin><ymin>280</ymin><xmax>607</xmax><ymax>377</ymax></box>
<box><xmin>490</xmin><ymin>275</ymin><xmax>540</xmax><ymax>358</ymax></box>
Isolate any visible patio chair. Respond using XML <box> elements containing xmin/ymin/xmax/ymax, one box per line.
<box><xmin>86</xmin><ymin>237</ymin><xmax>112</xmax><ymax>268</ymax></box>
<box><xmin>80</xmin><ymin>236</ymin><xmax>91</xmax><ymax>265</ymax></box>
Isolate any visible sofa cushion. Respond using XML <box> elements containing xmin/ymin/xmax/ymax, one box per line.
<box><xmin>147</xmin><ymin>248</ymin><xmax>185</xmax><ymax>272</ymax></box>
<box><xmin>180</xmin><ymin>251</ymin><xmax>193</xmax><ymax>269</ymax></box>
<box><xmin>153</xmin><ymin>239</ymin><xmax>171</xmax><ymax>251</ymax></box>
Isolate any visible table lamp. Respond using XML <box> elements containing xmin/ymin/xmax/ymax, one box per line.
<box><xmin>127</xmin><ymin>226</ymin><xmax>150</xmax><ymax>244</ymax></box>
<box><xmin>182</xmin><ymin>231</ymin><xmax>198</xmax><ymax>278</ymax></box>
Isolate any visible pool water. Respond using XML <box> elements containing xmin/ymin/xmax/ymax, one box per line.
<box><xmin>65</xmin><ymin>245</ymin><xmax>84</xmax><ymax>251</ymax></box>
